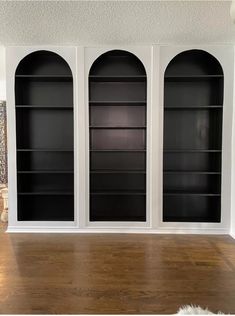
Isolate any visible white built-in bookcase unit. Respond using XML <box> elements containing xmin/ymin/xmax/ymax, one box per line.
<box><xmin>6</xmin><ymin>46</ymin><xmax>235</xmax><ymax>234</ymax></box>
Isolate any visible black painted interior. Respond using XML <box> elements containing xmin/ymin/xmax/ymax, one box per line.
<box><xmin>89</xmin><ymin>50</ymin><xmax>147</xmax><ymax>221</ymax></box>
<box><xmin>15</xmin><ymin>50</ymin><xmax>74</xmax><ymax>221</ymax></box>
<box><xmin>14</xmin><ymin>49</ymin><xmax>223</xmax><ymax>224</ymax></box>
<box><xmin>163</xmin><ymin>49</ymin><xmax>224</xmax><ymax>222</ymax></box>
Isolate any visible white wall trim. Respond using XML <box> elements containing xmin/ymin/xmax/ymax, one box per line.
<box><xmin>158</xmin><ymin>44</ymin><xmax>234</xmax><ymax>231</ymax></box>
<box><xmin>6</xmin><ymin>44</ymin><xmax>235</xmax><ymax>234</ymax></box>
<box><xmin>6</xmin><ymin>46</ymin><xmax>77</xmax><ymax>228</ymax></box>
<box><xmin>7</xmin><ymin>226</ymin><xmax>229</xmax><ymax>235</ymax></box>
<box><xmin>230</xmin><ymin>46</ymin><xmax>235</xmax><ymax>238</ymax></box>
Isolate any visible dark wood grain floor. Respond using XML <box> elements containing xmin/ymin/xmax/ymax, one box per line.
<box><xmin>0</xmin><ymin>229</ymin><xmax>235</xmax><ymax>314</ymax></box>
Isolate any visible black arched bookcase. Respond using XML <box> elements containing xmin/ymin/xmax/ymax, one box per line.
<box><xmin>163</xmin><ymin>49</ymin><xmax>224</xmax><ymax>222</ymax></box>
<box><xmin>89</xmin><ymin>50</ymin><xmax>147</xmax><ymax>221</ymax></box>
<box><xmin>15</xmin><ymin>50</ymin><xmax>74</xmax><ymax>221</ymax></box>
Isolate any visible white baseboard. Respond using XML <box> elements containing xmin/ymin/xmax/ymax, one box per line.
<box><xmin>6</xmin><ymin>226</ymin><xmax>229</xmax><ymax>235</ymax></box>
<box><xmin>230</xmin><ymin>233</ymin><xmax>235</xmax><ymax>239</ymax></box>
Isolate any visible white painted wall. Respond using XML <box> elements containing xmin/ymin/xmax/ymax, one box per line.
<box><xmin>0</xmin><ymin>2</ymin><xmax>234</xmax><ymax>46</ymax></box>
<box><xmin>0</xmin><ymin>47</ymin><xmax>6</xmax><ymax>100</ymax></box>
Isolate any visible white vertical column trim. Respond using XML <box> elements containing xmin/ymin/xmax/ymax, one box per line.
<box><xmin>151</xmin><ymin>46</ymin><xmax>161</xmax><ymax>228</ymax></box>
<box><xmin>230</xmin><ymin>46</ymin><xmax>235</xmax><ymax>237</ymax></box>
<box><xmin>220</xmin><ymin>47</ymin><xmax>234</xmax><ymax>230</ymax></box>
<box><xmin>76</xmin><ymin>46</ymin><xmax>86</xmax><ymax>228</ymax></box>
<box><xmin>84</xmin><ymin>48</ymin><xmax>90</xmax><ymax>227</ymax></box>
<box><xmin>73</xmin><ymin>46</ymin><xmax>78</xmax><ymax>227</ymax></box>
<box><xmin>6</xmin><ymin>48</ymin><xmax>17</xmax><ymax>227</ymax></box>
<box><xmin>146</xmin><ymin>46</ymin><xmax>153</xmax><ymax>227</ymax></box>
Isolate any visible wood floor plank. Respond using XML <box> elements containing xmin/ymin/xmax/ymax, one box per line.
<box><xmin>0</xmin><ymin>229</ymin><xmax>235</xmax><ymax>314</ymax></box>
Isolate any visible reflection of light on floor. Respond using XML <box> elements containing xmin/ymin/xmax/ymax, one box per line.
<box><xmin>1</xmin><ymin>233</ymin><xmax>235</xmax><ymax>314</ymax></box>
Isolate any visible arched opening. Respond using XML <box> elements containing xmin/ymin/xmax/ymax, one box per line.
<box><xmin>163</xmin><ymin>49</ymin><xmax>224</xmax><ymax>222</ymax></box>
<box><xmin>89</xmin><ymin>50</ymin><xmax>147</xmax><ymax>221</ymax></box>
<box><xmin>15</xmin><ymin>50</ymin><xmax>74</xmax><ymax>221</ymax></box>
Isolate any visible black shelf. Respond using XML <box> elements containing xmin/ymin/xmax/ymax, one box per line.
<box><xmin>18</xmin><ymin>192</ymin><xmax>74</xmax><ymax>195</ymax></box>
<box><xmin>89</xmin><ymin>101</ymin><xmax>146</xmax><ymax>106</ymax></box>
<box><xmin>164</xmin><ymin>149</ymin><xmax>221</xmax><ymax>153</ymax></box>
<box><xmin>89</xmin><ymin>75</ymin><xmax>146</xmax><ymax>82</ymax></box>
<box><xmin>164</xmin><ymin>192</ymin><xmax>221</xmax><ymax>196</ymax></box>
<box><xmin>16</xmin><ymin>105</ymin><xmax>73</xmax><ymax>109</ymax></box>
<box><xmin>89</xmin><ymin>126</ymin><xmax>145</xmax><ymax>129</ymax></box>
<box><xmin>163</xmin><ymin>49</ymin><xmax>223</xmax><ymax>223</ymax></box>
<box><xmin>90</xmin><ymin>149</ymin><xmax>146</xmax><ymax>152</ymax></box>
<box><xmin>163</xmin><ymin>171</ymin><xmax>221</xmax><ymax>174</ymax></box>
<box><xmin>163</xmin><ymin>216</ymin><xmax>221</xmax><ymax>223</ymax></box>
<box><xmin>15</xmin><ymin>74</ymin><xmax>72</xmax><ymax>77</ymax></box>
<box><xmin>165</xmin><ymin>75</ymin><xmax>223</xmax><ymax>82</ymax></box>
<box><xmin>15</xmin><ymin>50</ymin><xmax>74</xmax><ymax>221</ymax></box>
<box><xmin>89</xmin><ymin>50</ymin><xmax>147</xmax><ymax>221</ymax></box>
<box><xmin>17</xmin><ymin>170</ymin><xmax>73</xmax><ymax>174</ymax></box>
<box><xmin>15</xmin><ymin>75</ymin><xmax>73</xmax><ymax>82</ymax></box>
<box><xmin>165</xmin><ymin>106</ymin><xmax>222</xmax><ymax>110</ymax></box>
<box><xmin>91</xmin><ymin>191</ymin><xmax>146</xmax><ymax>196</ymax></box>
<box><xmin>91</xmin><ymin>170</ymin><xmax>146</xmax><ymax>174</ymax></box>
<box><xmin>17</xmin><ymin>149</ymin><xmax>73</xmax><ymax>152</ymax></box>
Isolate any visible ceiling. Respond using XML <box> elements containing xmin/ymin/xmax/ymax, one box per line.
<box><xmin>0</xmin><ymin>1</ymin><xmax>234</xmax><ymax>46</ymax></box>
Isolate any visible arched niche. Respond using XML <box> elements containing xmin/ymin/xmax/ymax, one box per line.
<box><xmin>163</xmin><ymin>49</ymin><xmax>224</xmax><ymax>223</ymax></box>
<box><xmin>89</xmin><ymin>50</ymin><xmax>147</xmax><ymax>221</ymax></box>
<box><xmin>15</xmin><ymin>50</ymin><xmax>74</xmax><ymax>221</ymax></box>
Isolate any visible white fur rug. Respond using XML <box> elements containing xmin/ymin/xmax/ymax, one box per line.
<box><xmin>177</xmin><ymin>305</ymin><xmax>224</xmax><ymax>315</ymax></box>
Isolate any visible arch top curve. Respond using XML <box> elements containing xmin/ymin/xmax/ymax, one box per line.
<box><xmin>15</xmin><ymin>50</ymin><xmax>72</xmax><ymax>76</ymax></box>
<box><xmin>165</xmin><ymin>49</ymin><xmax>223</xmax><ymax>77</ymax></box>
<box><xmin>89</xmin><ymin>49</ymin><xmax>146</xmax><ymax>77</ymax></box>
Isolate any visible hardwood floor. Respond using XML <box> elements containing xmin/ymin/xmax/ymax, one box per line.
<box><xmin>0</xmin><ymin>230</ymin><xmax>235</xmax><ymax>314</ymax></box>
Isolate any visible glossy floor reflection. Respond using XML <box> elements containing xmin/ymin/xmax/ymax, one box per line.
<box><xmin>0</xmin><ymin>231</ymin><xmax>235</xmax><ymax>314</ymax></box>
